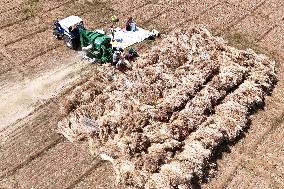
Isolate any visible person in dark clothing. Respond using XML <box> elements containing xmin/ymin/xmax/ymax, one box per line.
<box><xmin>112</xmin><ymin>51</ymin><xmax>124</xmax><ymax>69</ymax></box>
<box><xmin>53</xmin><ymin>18</ymin><xmax>64</xmax><ymax>39</ymax></box>
<box><xmin>110</xmin><ymin>25</ymin><xmax>115</xmax><ymax>41</ymax></box>
<box><xmin>125</xmin><ymin>48</ymin><xmax>138</xmax><ymax>61</ymax></box>
<box><xmin>125</xmin><ymin>17</ymin><xmax>132</xmax><ymax>31</ymax></box>
<box><xmin>125</xmin><ymin>17</ymin><xmax>136</xmax><ymax>31</ymax></box>
<box><xmin>55</xmin><ymin>18</ymin><xmax>65</xmax><ymax>32</ymax></box>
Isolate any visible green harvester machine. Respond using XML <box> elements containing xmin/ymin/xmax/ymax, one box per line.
<box><xmin>53</xmin><ymin>15</ymin><xmax>113</xmax><ymax>63</ymax></box>
<box><xmin>79</xmin><ymin>28</ymin><xmax>113</xmax><ymax>63</ymax></box>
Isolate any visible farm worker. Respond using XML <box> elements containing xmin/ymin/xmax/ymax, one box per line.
<box><xmin>111</xmin><ymin>15</ymin><xmax>119</xmax><ymax>22</ymax></box>
<box><xmin>53</xmin><ymin>17</ymin><xmax>64</xmax><ymax>32</ymax></box>
<box><xmin>125</xmin><ymin>48</ymin><xmax>138</xmax><ymax>61</ymax></box>
<box><xmin>125</xmin><ymin>17</ymin><xmax>137</xmax><ymax>31</ymax></box>
<box><xmin>53</xmin><ymin>17</ymin><xmax>60</xmax><ymax>27</ymax></box>
<box><xmin>113</xmin><ymin>51</ymin><xmax>124</xmax><ymax>69</ymax></box>
<box><xmin>113</xmin><ymin>51</ymin><xmax>121</xmax><ymax>65</ymax></box>
<box><xmin>116</xmin><ymin>58</ymin><xmax>124</xmax><ymax>69</ymax></box>
<box><xmin>52</xmin><ymin>17</ymin><xmax>64</xmax><ymax>39</ymax></box>
<box><xmin>152</xmin><ymin>29</ymin><xmax>160</xmax><ymax>37</ymax></box>
<box><xmin>110</xmin><ymin>25</ymin><xmax>115</xmax><ymax>41</ymax></box>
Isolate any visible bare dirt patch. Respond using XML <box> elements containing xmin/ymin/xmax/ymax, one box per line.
<box><xmin>0</xmin><ymin>56</ymin><xmax>88</xmax><ymax>130</ymax></box>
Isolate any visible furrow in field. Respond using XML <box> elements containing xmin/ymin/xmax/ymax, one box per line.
<box><xmin>72</xmin><ymin>162</ymin><xmax>119</xmax><ymax>189</ymax></box>
<box><xmin>5</xmin><ymin>30</ymin><xmax>60</xmax><ymax>64</ymax></box>
<box><xmin>0</xmin><ymin>141</ymin><xmax>96</xmax><ymax>189</ymax></box>
<box><xmin>0</xmin><ymin>0</ymin><xmax>26</xmax><ymax>14</ymax></box>
<box><xmin>0</xmin><ymin>0</ymin><xmax>73</xmax><ymax>29</ymax></box>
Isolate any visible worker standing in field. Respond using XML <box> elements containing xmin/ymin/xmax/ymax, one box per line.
<box><xmin>112</xmin><ymin>51</ymin><xmax>120</xmax><ymax>65</ymax></box>
<box><xmin>110</xmin><ymin>25</ymin><xmax>115</xmax><ymax>41</ymax></box>
<box><xmin>113</xmin><ymin>51</ymin><xmax>124</xmax><ymax>69</ymax></box>
<box><xmin>52</xmin><ymin>17</ymin><xmax>64</xmax><ymax>39</ymax></box>
<box><xmin>53</xmin><ymin>18</ymin><xmax>61</xmax><ymax>28</ymax></box>
<box><xmin>125</xmin><ymin>48</ymin><xmax>138</xmax><ymax>61</ymax></box>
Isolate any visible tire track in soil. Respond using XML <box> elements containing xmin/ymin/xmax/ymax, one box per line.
<box><xmin>0</xmin><ymin>0</ymin><xmax>27</xmax><ymax>14</ymax></box>
<box><xmin>0</xmin><ymin>76</ymin><xmax>94</xmax><ymax>182</ymax></box>
<box><xmin>0</xmin><ymin>46</ymin><xmax>74</xmax><ymax>96</ymax></box>
<box><xmin>108</xmin><ymin>0</ymin><xmax>205</xmax><ymax>32</ymax></box>
<box><xmin>120</xmin><ymin>0</ymin><xmax>221</xmax><ymax>36</ymax></box>
<box><xmin>0</xmin><ymin>68</ymin><xmax>85</xmax><ymax>139</ymax></box>
<box><xmin>1</xmin><ymin>1</ymin><xmax>84</xmax><ymax>46</ymax></box>
<box><xmin>167</xmin><ymin>1</ymin><xmax>246</xmax><ymax>33</ymax></box>
<box><xmin>135</xmin><ymin>0</ymin><xmax>205</xmax><ymax>29</ymax></box>
<box><xmin>223</xmin><ymin>0</ymin><xmax>268</xmax><ymax>31</ymax></box>
<box><xmin>5</xmin><ymin>29</ymin><xmax>62</xmax><ymax>63</ymax></box>
<box><xmin>148</xmin><ymin>2</ymin><xmax>222</xmax><ymax>33</ymax></box>
<box><xmin>0</xmin><ymin>137</ymin><xmax>64</xmax><ymax>180</ymax></box>
<box><xmin>3</xmin><ymin>27</ymin><xmax>49</xmax><ymax>47</ymax></box>
<box><xmin>0</xmin><ymin>51</ymin><xmax>13</xmax><ymax>76</ymax></box>
<box><xmin>0</xmin><ymin>0</ymin><xmax>74</xmax><ymax>30</ymax></box>
<box><xmin>0</xmin><ymin>141</ymin><xmax>96</xmax><ymax>189</ymax></box>
<box><xmin>143</xmin><ymin>0</ymin><xmax>213</xmax><ymax>24</ymax></box>
<box><xmin>107</xmin><ymin>0</ymin><xmax>152</xmax><ymax>14</ymax></box>
<box><xmin>256</xmin><ymin>23</ymin><xmax>279</xmax><ymax>42</ymax></box>
<box><xmin>0</xmin><ymin>116</ymin><xmax>60</xmax><ymax>153</ymax></box>
<box><xmin>65</xmin><ymin>160</ymin><xmax>106</xmax><ymax>189</ymax></box>
<box><xmin>243</xmin><ymin>160</ymin><xmax>284</xmax><ymax>188</ymax></box>
<box><xmin>29</xmin><ymin>142</ymin><xmax>94</xmax><ymax>189</ymax></box>
<box><xmin>0</xmin><ymin>64</ymin><xmax>93</xmax><ymax>143</ymax></box>
<box><xmin>0</xmin><ymin>99</ymin><xmax>64</xmax><ymax>176</ymax></box>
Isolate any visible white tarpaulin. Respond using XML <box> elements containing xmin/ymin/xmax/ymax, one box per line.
<box><xmin>109</xmin><ymin>27</ymin><xmax>153</xmax><ymax>49</ymax></box>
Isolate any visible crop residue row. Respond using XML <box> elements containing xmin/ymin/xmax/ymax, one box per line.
<box><xmin>57</xmin><ymin>27</ymin><xmax>277</xmax><ymax>189</ymax></box>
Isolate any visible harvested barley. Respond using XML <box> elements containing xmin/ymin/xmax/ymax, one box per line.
<box><xmin>57</xmin><ymin>26</ymin><xmax>277</xmax><ymax>188</ymax></box>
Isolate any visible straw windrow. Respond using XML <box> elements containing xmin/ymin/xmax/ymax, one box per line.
<box><xmin>57</xmin><ymin>26</ymin><xmax>277</xmax><ymax>189</ymax></box>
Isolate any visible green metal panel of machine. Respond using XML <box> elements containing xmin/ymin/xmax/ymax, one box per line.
<box><xmin>79</xmin><ymin>28</ymin><xmax>113</xmax><ymax>63</ymax></box>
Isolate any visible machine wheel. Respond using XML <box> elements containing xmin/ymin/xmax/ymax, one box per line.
<box><xmin>64</xmin><ymin>35</ymin><xmax>76</xmax><ymax>49</ymax></box>
<box><xmin>53</xmin><ymin>31</ymin><xmax>63</xmax><ymax>40</ymax></box>
<box><xmin>53</xmin><ymin>33</ymin><xmax>59</xmax><ymax>39</ymax></box>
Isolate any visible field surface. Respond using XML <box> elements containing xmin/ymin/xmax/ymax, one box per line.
<box><xmin>0</xmin><ymin>0</ymin><xmax>283</xmax><ymax>188</ymax></box>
